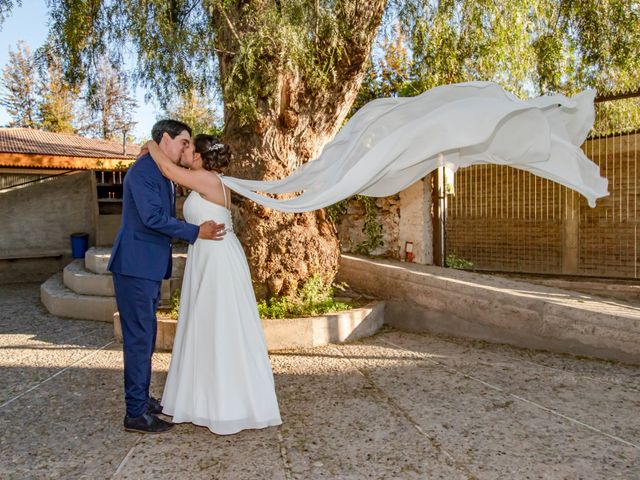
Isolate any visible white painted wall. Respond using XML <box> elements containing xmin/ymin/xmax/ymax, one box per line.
<box><xmin>398</xmin><ymin>178</ymin><xmax>433</xmax><ymax>265</ymax></box>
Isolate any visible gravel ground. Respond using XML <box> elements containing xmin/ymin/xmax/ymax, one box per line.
<box><xmin>1</xmin><ymin>283</ymin><xmax>639</xmax><ymax>479</ymax></box>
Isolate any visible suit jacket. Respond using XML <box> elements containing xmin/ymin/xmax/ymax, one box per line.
<box><xmin>107</xmin><ymin>154</ymin><xmax>199</xmax><ymax>281</ymax></box>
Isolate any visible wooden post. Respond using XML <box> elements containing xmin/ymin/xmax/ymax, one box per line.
<box><xmin>562</xmin><ymin>193</ymin><xmax>579</xmax><ymax>274</ymax></box>
<box><xmin>431</xmin><ymin>167</ymin><xmax>447</xmax><ymax>266</ymax></box>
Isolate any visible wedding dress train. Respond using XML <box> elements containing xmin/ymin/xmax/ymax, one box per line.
<box><xmin>221</xmin><ymin>81</ymin><xmax>608</xmax><ymax>210</ymax></box>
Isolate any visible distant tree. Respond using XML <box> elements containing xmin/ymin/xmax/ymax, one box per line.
<box><xmin>79</xmin><ymin>59</ymin><xmax>137</xmax><ymax>141</ymax></box>
<box><xmin>0</xmin><ymin>41</ymin><xmax>39</xmax><ymax>128</ymax></box>
<box><xmin>0</xmin><ymin>0</ymin><xmax>19</xmax><ymax>27</ymax></box>
<box><xmin>353</xmin><ymin>25</ymin><xmax>413</xmax><ymax>112</ymax></box>
<box><xmin>38</xmin><ymin>54</ymin><xmax>77</xmax><ymax>133</ymax></box>
<box><xmin>164</xmin><ymin>88</ymin><xmax>222</xmax><ymax>136</ymax></box>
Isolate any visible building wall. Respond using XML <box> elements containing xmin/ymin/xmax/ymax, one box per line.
<box><xmin>399</xmin><ymin>178</ymin><xmax>433</xmax><ymax>264</ymax></box>
<box><xmin>579</xmin><ymin>134</ymin><xmax>639</xmax><ymax>277</ymax></box>
<box><xmin>0</xmin><ymin>171</ymin><xmax>97</xmax><ymax>282</ymax></box>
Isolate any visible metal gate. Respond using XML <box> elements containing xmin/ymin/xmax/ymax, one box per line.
<box><xmin>445</xmin><ymin>91</ymin><xmax>640</xmax><ymax>278</ymax></box>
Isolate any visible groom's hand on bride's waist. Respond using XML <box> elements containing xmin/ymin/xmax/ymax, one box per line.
<box><xmin>198</xmin><ymin>220</ymin><xmax>226</xmax><ymax>241</ymax></box>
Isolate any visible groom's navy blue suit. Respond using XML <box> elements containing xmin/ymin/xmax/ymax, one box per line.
<box><xmin>108</xmin><ymin>154</ymin><xmax>199</xmax><ymax>418</ymax></box>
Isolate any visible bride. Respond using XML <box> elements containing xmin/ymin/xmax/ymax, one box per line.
<box><xmin>147</xmin><ymin>135</ymin><xmax>282</xmax><ymax>435</ymax></box>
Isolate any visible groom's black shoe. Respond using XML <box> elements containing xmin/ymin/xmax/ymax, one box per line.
<box><xmin>147</xmin><ymin>396</ymin><xmax>163</xmax><ymax>415</ymax></box>
<box><xmin>124</xmin><ymin>412</ymin><xmax>174</xmax><ymax>434</ymax></box>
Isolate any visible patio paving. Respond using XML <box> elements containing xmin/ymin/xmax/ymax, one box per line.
<box><xmin>1</xmin><ymin>283</ymin><xmax>639</xmax><ymax>479</ymax></box>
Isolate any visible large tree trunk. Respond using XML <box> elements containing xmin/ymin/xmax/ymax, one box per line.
<box><xmin>47</xmin><ymin>0</ymin><xmax>386</xmax><ymax>298</ymax></box>
<box><xmin>216</xmin><ymin>2</ymin><xmax>386</xmax><ymax>298</ymax></box>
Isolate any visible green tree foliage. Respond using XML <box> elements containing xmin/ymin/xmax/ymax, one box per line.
<box><xmin>353</xmin><ymin>26</ymin><xmax>413</xmax><ymax>112</ymax></box>
<box><xmin>592</xmin><ymin>96</ymin><xmax>640</xmax><ymax>136</ymax></box>
<box><xmin>163</xmin><ymin>88</ymin><xmax>222</xmax><ymax>136</ymax></box>
<box><xmin>354</xmin><ymin>1</ymin><xmax>640</xmax><ymax>132</ymax></box>
<box><xmin>1</xmin><ymin>40</ymin><xmax>139</xmax><ymax>137</ymax></box>
<box><xmin>0</xmin><ymin>0</ymin><xmax>19</xmax><ymax>26</ymax></box>
<box><xmin>38</xmin><ymin>55</ymin><xmax>77</xmax><ymax>133</ymax></box>
<box><xmin>1</xmin><ymin>41</ymin><xmax>39</xmax><ymax>128</ymax></box>
<box><xmin>46</xmin><ymin>1</ymin><xmax>386</xmax><ymax>126</ymax></box>
<box><xmin>374</xmin><ymin>0</ymin><xmax>640</xmax><ymax>98</ymax></box>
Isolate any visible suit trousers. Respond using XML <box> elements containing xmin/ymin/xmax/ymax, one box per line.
<box><xmin>112</xmin><ymin>272</ymin><xmax>162</xmax><ymax>418</ymax></box>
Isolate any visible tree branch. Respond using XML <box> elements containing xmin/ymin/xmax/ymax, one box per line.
<box><xmin>218</xmin><ymin>5</ymin><xmax>242</xmax><ymax>47</ymax></box>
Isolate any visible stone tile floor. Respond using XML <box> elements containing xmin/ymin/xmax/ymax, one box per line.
<box><xmin>1</xmin><ymin>283</ymin><xmax>639</xmax><ymax>479</ymax></box>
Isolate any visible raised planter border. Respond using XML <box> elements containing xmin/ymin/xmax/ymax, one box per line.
<box><xmin>113</xmin><ymin>301</ymin><xmax>384</xmax><ymax>352</ymax></box>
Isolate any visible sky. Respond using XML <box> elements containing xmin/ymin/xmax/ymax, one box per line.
<box><xmin>0</xmin><ymin>0</ymin><xmax>158</xmax><ymax>140</ymax></box>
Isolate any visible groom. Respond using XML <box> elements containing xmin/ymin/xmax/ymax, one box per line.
<box><xmin>108</xmin><ymin>119</ymin><xmax>225</xmax><ymax>434</ymax></box>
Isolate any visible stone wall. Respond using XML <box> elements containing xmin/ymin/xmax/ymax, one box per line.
<box><xmin>333</xmin><ymin>177</ymin><xmax>434</xmax><ymax>264</ymax></box>
<box><xmin>0</xmin><ymin>171</ymin><xmax>97</xmax><ymax>283</ymax></box>
<box><xmin>334</xmin><ymin>195</ymin><xmax>401</xmax><ymax>258</ymax></box>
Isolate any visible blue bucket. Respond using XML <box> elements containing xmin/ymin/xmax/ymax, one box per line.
<box><xmin>70</xmin><ymin>233</ymin><xmax>89</xmax><ymax>259</ymax></box>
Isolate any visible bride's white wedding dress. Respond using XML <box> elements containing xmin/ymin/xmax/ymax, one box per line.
<box><xmin>161</xmin><ymin>188</ymin><xmax>282</xmax><ymax>435</ymax></box>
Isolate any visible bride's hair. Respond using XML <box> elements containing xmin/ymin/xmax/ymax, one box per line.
<box><xmin>194</xmin><ymin>134</ymin><xmax>232</xmax><ymax>171</ymax></box>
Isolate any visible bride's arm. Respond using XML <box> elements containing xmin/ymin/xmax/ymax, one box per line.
<box><xmin>146</xmin><ymin>140</ymin><xmax>212</xmax><ymax>194</ymax></box>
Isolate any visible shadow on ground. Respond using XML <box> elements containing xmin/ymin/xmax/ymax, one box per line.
<box><xmin>1</xmin><ymin>284</ymin><xmax>639</xmax><ymax>479</ymax></box>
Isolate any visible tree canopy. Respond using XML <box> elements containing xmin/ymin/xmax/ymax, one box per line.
<box><xmin>361</xmin><ymin>0</ymin><xmax>640</xmax><ymax>100</ymax></box>
<box><xmin>0</xmin><ymin>40</ymin><xmax>137</xmax><ymax>138</ymax></box>
<box><xmin>0</xmin><ymin>41</ymin><xmax>39</xmax><ymax>128</ymax></box>
<box><xmin>0</xmin><ymin>0</ymin><xmax>19</xmax><ymax>27</ymax></box>
<box><xmin>163</xmin><ymin>88</ymin><xmax>222</xmax><ymax>137</ymax></box>
<box><xmin>355</xmin><ymin>1</ymin><xmax>640</xmax><ymax>133</ymax></box>
<box><xmin>45</xmin><ymin>1</ymin><xmax>640</xmax><ymax>111</ymax></box>
<box><xmin>7</xmin><ymin>0</ymin><xmax>637</xmax><ymax>294</ymax></box>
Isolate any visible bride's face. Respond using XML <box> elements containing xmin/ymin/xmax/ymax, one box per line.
<box><xmin>179</xmin><ymin>141</ymin><xmax>195</xmax><ymax>168</ymax></box>
<box><xmin>192</xmin><ymin>152</ymin><xmax>204</xmax><ymax>170</ymax></box>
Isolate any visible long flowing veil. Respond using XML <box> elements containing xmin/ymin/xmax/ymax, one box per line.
<box><xmin>221</xmin><ymin>81</ymin><xmax>608</xmax><ymax>211</ymax></box>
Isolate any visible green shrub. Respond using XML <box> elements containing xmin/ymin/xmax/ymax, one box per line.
<box><xmin>258</xmin><ymin>274</ymin><xmax>352</xmax><ymax>319</ymax></box>
<box><xmin>445</xmin><ymin>254</ymin><xmax>474</xmax><ymax>270</ymax></box>
<box><xmin>170</xmin><ymin>288</ymin><xmax>181</xmax><ymax>320</ymax></box>
<box><xmin>170</xmin><ymin>275</ymin><xmax>355</xmax><ymax>320</ymax></box>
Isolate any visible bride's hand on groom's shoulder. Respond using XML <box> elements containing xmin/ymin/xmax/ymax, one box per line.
<box><xmin>137</xmin><ymin>140</ymin><xmax>152</xmax><ymax>159</ymax></box>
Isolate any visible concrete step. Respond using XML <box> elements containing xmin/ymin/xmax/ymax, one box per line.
<box><xmin>64</xmin><ymin>260</ymin><xmax>114</xmax><ymax>296</ymax></box>
<box><xmin>84</xmin><ymin>246</ymin><xmax>188</xmax><ymax>277</ymax></box>
<box><xmin>63</xmin><ymin>259</ymin><xmax>181</xmax><ymax>306</ymax></box>
<box><xmin>41</xmin><ymin>273</ymin><xmax>117</xmax><ymax>322</ymax></box>
<box><xmin>84</xmin><ymin>247</ymin><xmax>112</xmax><ymax>275</ymax></box>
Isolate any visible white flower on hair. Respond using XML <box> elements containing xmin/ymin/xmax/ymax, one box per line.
<box><xmin>207</xmin><ymin>143</ymin><xmax>225</xmax><ymax>153</ymax></box>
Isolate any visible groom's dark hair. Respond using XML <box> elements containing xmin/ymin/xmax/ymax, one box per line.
<box><xmin>151</xmin><ymin>119</ymin><xmax>192</xmax><ymax>143</ymax></box>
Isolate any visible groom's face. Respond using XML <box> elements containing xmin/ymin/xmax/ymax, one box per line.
<box><xmin>179</xmin><ymin>141</ymin><xmax>195</xmax><ymax>168</ymax></box>
<box><xmin>160</xmin><ymin>130</ymin><xmax>191</xmax><ymax>163</ymax></box>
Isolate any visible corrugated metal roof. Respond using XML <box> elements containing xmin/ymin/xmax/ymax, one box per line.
<box><xmin>0</xmin><ymin>127</ymin><xmax>138</xmax><ymax>162</ymax></box>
